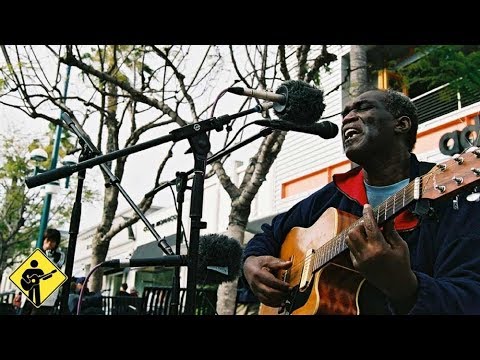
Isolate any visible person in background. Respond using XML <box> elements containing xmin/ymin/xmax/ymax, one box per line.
<box><xmin>13</xmin><ymin>292</ymin><xmax>22</xmax><ymax>315</ymax></box>
<box><xmin>116</xmin><ymin>283</ymin><xmax>129</xmax><ymax>296</ymax></box>
<box><xmin>68</xmin><ymin>276</ymin><xmax>103</xmax><ymax>315</ymax></box>
<box><xmin>129</xmin><ymin>287</ymin><xmax>139</xmax><ymax>297</ymax></box>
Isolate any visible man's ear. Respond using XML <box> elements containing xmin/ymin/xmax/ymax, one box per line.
<box><xmin>394</xmin><ymin>116</ymin><xmax>411</xmax><ymax>134</ymax></box>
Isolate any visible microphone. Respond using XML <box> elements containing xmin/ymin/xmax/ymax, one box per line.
<box><xmin>227</xmin><ymin>87</ymin><xmax>286</xmax><ymax>105</ymax></box>
<box><xmin>227</xmin><ymin>80</ymin><xmax>325</xmax><ymax>125</ymax></box>
<box><xmin>101</xmin><ymin>255</ymin><xmax>187</xmax><ymax>268</ymax></box>
<box><xmin>254</xmin><ymin>119</ymin><xmax>338</xmax><ymax>139</ymax></box>
<box><xmin>196</xmin><ymin>233</ymin><xmax>242</xmax><ymax>284</ymax></box>
<box><xmin>101</xmin><ymin>233</ymin><xmax>242</xmax><ymax>285</ymax></box>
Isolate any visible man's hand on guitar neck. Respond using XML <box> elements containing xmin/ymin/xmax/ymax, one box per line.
<box><xmin>346</xmin><ymin>204</ymin><xmax>418</xmax><ymax>314</ymax></box>
<box><xmin>243</xmin><ymin>255</ymin><xmax>292</xmax><ymax>308</ymax></box>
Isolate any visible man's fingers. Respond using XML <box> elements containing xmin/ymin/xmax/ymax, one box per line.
<box><xmin>346</xmin><ymin>228</ymin><xmax>364</xmax><ymax>256</ymax></box>
<box><xmin>259</xmin><ymin>268</ymin><xmax>291</xmax><ymax>292</ymax></box>
<box><xmin>362</xmin><ymin>204</ymin><xmax>379</xmax><ymax>236</ymax></box>
<box><xmin>254</xmin><ymin>284</ymin><xmax>289</xmax><ymax>307</ymax></box>
<box><xmin>383</xmin><ymin>219</ymin><xmax>395</xmax><ymax>234</ymax></box>
<box><xmin>266</xmin><ymin>258</ymin><xmax>292</xmax><ymax>271</ymax></box>
<box><xmin>382</xmin><ymin>219</ymin><xmax>404</xmax><ymax>247</ymax></box>
<box><xmin>249</xmin><ymin>266</ymin><xmax>290</xmax><ymax>307</ymax></box>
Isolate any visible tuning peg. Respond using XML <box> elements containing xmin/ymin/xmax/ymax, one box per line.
<box><xmin>465</xmin><ymin>146</ymin><xmax>480</xmax><ymax>157</ymax></box>
<box><xmin>466</xmin><ymin>187</ymin><xmax>480</xmax><ymax>202</ymax></box>
<box><xmin>452</xmin><ymin>154</ymin><xmax>464</xmax><ymax>164</ymax></box>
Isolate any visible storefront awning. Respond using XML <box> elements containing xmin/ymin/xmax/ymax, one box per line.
<box><xmin>131</xmin><ymin>234</ymin><xmax>177</xmax><ymax>260</ymax></box>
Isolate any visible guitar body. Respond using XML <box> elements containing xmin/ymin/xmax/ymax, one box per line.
<box><xmin>21</xmin><ymin>276</ymin><xmax>40</xmax><ymax>292</ymax></box>
<box><xmin>259</xmin><ymin>207</ymin><xmax>365</xmax><ymax>315</ymax></box>
<box><xmin>20</xmin><ymin>270</ymin><xmax>57</xmax><ymax>292</ymax></box>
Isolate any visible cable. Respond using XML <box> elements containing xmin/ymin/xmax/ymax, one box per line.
<box><xmin>76</xmin><ymin>262</ymin><xmax>103</xmax><ymax>315</ymax></box>
<box><xmin>168</xmin><ymin>184</ymin><xmax>189</xmax><ymax>251</ymax></box>
<box><xmin>209</xmin><ymin>122</ymin><xmax>258</xmax><ymax>161</ymax></box>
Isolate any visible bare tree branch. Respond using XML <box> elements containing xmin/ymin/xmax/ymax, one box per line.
<box><xmin>60</xmin><ymin>49</ymin><xmax>189</xmax><ymax>127</ymax></box>
<box><xmin>305</xmin><ymin>45</ymin><xmax>337</xmax><ymax>84</ymax></box>
<box><xmin>296</xmin><ymin>45</ymin><xmax>311</xmax><ymax>80</ymax></box>
<box><xmin>151</xmin><ymin>45</ymin><xmax>198</xmax><ymax>121</ymax></box>
<box><xmin>211</xmin><ymin>160</ymin><xmax>240</xmax><ymax>199</ymax></box>
<box><xmin>278</xmin><ymin>45</ymin><xmax>290</xmax><ymax>80</ymax></box>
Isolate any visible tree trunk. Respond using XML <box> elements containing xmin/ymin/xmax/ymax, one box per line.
<box><xmin>89</xmin><ymin>233</ymin><xmax>110</xmax><ymax>291</ymax></box>
<box><xmin>216</xmin><ymin>223</ymin><xmax>245</xmax><ymax>315</ymax></box>
<box><xmin>349</xmin><ymin>45</ymin><xmax>369</xmax><ymax>97</ymax></box>
<box><xmin>213</xmin><ymin>128</ymin><xmax>287</xmax><ymax>314</ymax></box>
<box><xmin>88</xmin><ymin>51</ymin><xmax>122</xmax><ymax>293</ymax></box>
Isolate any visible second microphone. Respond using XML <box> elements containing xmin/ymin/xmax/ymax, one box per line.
<box><xmin>254</xmin><ymin>119</ymin><xmax>338</xmax><ymax>139</ymax></box>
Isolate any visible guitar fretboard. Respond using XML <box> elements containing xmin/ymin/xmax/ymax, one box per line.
<box><xmin>312</xmin><ymin>178</ymin><xmax>419</xmax><ymax>272</ymax></box>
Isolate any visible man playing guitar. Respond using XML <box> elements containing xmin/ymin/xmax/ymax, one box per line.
<box><xmin>243</xmin><ymin>89</ymin><xmax>480</xmax><ymax>315</ymax></box>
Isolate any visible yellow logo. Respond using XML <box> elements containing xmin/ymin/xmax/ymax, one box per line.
<box><xmin>9</xmin><ymin>249</ymin><xmax>67</xmax><ymax>308</ymax></box>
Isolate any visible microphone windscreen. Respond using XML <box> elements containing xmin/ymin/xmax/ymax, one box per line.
<box><xmin>274</xmin><ymin>80</ymin><xmax>325</xmax><ymax>125</ymax></box>
<box><xmin>197</xmin><ymin>233</ymin><xmax>242</xmax><ymax>285</ymax></box>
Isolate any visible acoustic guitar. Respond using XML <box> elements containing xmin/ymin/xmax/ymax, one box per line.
<box><xmin>259</xmin><ymin>148</ymin><xmax>480</xmax><ymax>315</ymax></box>
<box><xmin>21</xmin><ymin>270</ymin><xmax>57</xmax><ymax>291</ymax></box>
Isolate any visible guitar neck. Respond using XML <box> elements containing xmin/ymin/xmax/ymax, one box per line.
<box><xmin>311</xmin><ymin>147</ymin><xmax>480</xmax><ymax>273</ymax></box>
<box><xmin>312</xmin><ymin>178</ymin><xmax>420</xmax><ymax>272</ymax></box>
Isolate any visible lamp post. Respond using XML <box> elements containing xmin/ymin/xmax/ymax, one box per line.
<box><xmin>35</xmin><ymin>65</ymin><xmax>71</xmax><ymax>249</ymax></box>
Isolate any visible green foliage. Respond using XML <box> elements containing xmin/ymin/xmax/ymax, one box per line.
<box><xmin>0</xmin><ymin>130</ymin><xmax>96</xmax><ymax>272</ymax></box>
<box><xmin>0</xmin><ymin>135</ymin><xmax>42</xmax><ymax>270</ymax></box>
<box><xmin>398</xmin><ymin>45</ymin><xmax>480</xmax><ymax>94</ymax></box>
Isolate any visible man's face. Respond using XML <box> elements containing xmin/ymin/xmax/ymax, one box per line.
<box><xmin>341</xmin><ymin>90</ymin><xmax>396</xmax><ymax>163</ymax></box>
<box><xmin>43</xmin><ymin>238</ymin><xmax>57</xmax><ymax>251</ymax></box>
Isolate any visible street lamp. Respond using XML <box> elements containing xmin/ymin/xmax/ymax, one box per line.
<box><xmin>29</xmin><ymin>148</ymin><xmax>48</xmax><ymax>176</ymax></box>
<box><xmin>29</xmin><ymin>148</ymin><xmax>48</xmax><ymax>162</ymax></box>
<box><xmin>61</xmin><ymin>154</ymin><xmax>78</xmax><ymax>188</ymax></box>
<box><xmin>44</xmin><ymin>181</ymin><xmax>61</xmax><ymax>196</ymax></box>
<box><xmin>61</xmin><ymin>154</ymin><xmax>78</xmax><ymax>166</ymax></box>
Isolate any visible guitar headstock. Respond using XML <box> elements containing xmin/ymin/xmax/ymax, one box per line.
<box><xmin>421</xmin><ymin>147</ymin><xmax>480</xmax><ymax>200</ymax></box>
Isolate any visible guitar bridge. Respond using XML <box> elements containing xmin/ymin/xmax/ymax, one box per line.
<box><xmin>299</xmin><ymin>249</ymin><xmax>314</xmax><ymax>291</ymax></box>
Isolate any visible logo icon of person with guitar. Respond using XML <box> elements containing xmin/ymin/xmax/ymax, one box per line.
<box><xmin>20</xmin><ymin>260</ymin><xmax>57</xmax><ymax>307</ymax></box>
<box><xmin>9</xmin><ymin>248</ymin><xmax>67</xmax><ymax>308</ymax></box>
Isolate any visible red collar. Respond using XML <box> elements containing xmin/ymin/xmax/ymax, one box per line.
<box><xmin>333</xmin><ymin>167</ymin><xmax>419</xmax><ymax>231</ymax></box>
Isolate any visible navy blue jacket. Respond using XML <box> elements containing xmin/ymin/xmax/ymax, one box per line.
<box><xmin>244</xmin><ymin>154</ymin><xmax>480</xmax><ymax>314</ymax></box>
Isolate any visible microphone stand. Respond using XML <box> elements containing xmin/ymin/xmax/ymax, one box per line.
<box><xmin>153</xmin><ymin>128</ymin><xmax>273</xmax><ymax>315</ymax></box>
<box><xmin>25</xmin><ymin>104</ymin><xmax>269</xmax><ymax>315</ymax></box>
<box><xmin>59</xmin><ymin>139</ymin><xmax>93</xmax><ymax>314</ymax></box>
<box><xmin>169</xmin><ymin>172</ymin><xmax>187</xmax><ymax>315</ymax></box>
